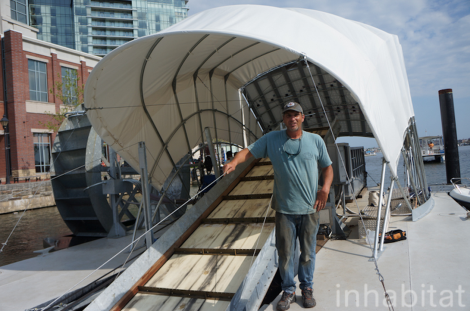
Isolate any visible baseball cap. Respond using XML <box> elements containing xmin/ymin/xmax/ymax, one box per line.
<box><xmin>282</xmin><ymin>101</ymin><xmax>303</xmax><ymax>114</ymax></box>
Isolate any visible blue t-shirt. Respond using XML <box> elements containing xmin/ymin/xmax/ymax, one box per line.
<box><xmin>248</xmin><ymin>130</ymin><xmax>332</xmax><ymax>215</ymax></box>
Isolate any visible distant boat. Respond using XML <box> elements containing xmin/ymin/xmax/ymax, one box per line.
<box><xmin>419</xmin><ymin>136</ymin><xmax>445</xmax><ymax>162</ymax></box>
<box><xmin>364</xmin><ymin>150</ymin><xmax>376</xmax><ymax>156</ymax></box>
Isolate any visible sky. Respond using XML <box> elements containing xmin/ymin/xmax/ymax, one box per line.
<box><xmin>187</xmin><ymin>0</ymin><xmax>470</xmax><ymax>148</ymax></box>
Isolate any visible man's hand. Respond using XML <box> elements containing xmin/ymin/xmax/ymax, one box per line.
<box><xmin>314</xmin><ymin>189</ymin><xmax>329</xmax><ymax>211</ymax></box>
<box><xmin>223</xmin><ymin>162</ymin><xmax>236</xmax><ymax>175</ymax></box>
<box><xmin>222</xmin><ymin>148</ymin><xmax>253</xmax><ymax>175</ymax></box>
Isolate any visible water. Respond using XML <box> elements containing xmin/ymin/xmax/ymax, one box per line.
<box><xmin>0</xmin><ymin>207</ymin><xmax>71</xmax><ymax>267</ymax></box>
<box><xmin>1</xmin><ymin>146</ymin><xmax>469</xmax><ymax>267</ymax></box>
<box><xmin>364</xmin><ymin>145</ymin><xmax>470</xmax><ymax>190</ymax></box>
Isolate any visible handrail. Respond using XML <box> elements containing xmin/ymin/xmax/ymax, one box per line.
<box><xmin>450</xmin><ymin>177</ymin><xmax>470</xmax><ymax>194</ymax></box>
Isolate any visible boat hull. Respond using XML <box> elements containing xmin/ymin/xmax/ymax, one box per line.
<box><xmin>449</xmin><ymin>188</ymin><xmax>470</xmax><ymax>210</ymax></box>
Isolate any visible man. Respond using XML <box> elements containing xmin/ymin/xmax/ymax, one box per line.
<box><xmin>223</xmin><ymin>102</ymin><xmax>333</xmax><ymax>310</ymax></box>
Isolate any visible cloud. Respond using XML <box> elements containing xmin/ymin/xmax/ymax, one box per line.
<box><xmin>187</xmin><ymin>0</ymin><xmax>470</xmax><ymax>98</ymax></box>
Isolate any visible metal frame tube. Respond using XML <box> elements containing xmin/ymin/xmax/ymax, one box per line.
<box><xmin>411</xmin><ymin>121</ymin><xmax>430</xmax><ymax>199</ymax></box>
<box><xmin>409</xmin><ymin>130</ymin><xmax>426</xmax><ymax>201</ymax></box>
<box><xmin>379</xmin><ymin>178</ymin><xmax>395</xmax><ymax>251</ymax></box>
<box><xmin>394</xmin><ymin>178</ymin><xmax>414</xmax><ymax>213</ymax></box>
<box><xmin>373</xmin><ymin>159</ymin><xmax>387</xmax><ymax>259</ymax></box>
<box><xmin>130</xmin><ymin>201</ymin><xmax>144</xmax><ymax>252</ymax></box>
<box><xmin>401</xmin><ymin>148</ymin><xmax>422</xmax><ymax>205</ymax></box>
<box><xmin>138</xmin><ymin>141</ymin><xmax>154</xmax><ymax>248</ymax></box>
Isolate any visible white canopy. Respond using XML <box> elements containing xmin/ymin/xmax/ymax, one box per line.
<box><xmin>85</xmin><ymin>5</ymin><xmax>414</xmax><ymax>189</ymax></box>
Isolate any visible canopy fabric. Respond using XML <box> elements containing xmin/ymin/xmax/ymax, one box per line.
<box><xmin>85</xmin><ymin>5</ymin><xmax>414</xmax><ymax>189</ymax></box>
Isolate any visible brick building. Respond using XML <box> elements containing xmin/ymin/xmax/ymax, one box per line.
<box><xmin>0</xmin><ymin>29</ymin><xmax>100</xmax><ymax>182</ymax></box>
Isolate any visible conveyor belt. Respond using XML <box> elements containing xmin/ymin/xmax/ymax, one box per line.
<box><xmin>120</xmin><ymin>158</ymin><xmax>275</xmax><ymax>310</ymax></box>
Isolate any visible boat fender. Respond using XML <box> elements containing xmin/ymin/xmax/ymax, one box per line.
<box><xmin>379</xmin><ymin>229</ymin><xmax>407</xmax><ymax>243</ymax></box>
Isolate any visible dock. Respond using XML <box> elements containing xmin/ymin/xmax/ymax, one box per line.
<box><xmin>2</xmin><ymin>181</ymin><xmax>468</xmax><ymax>310</ymax></box>
<box><xmin>0</xmin><ymin>224</ymin><xmax>173</xmax><ymax>311</ymax></box>
<box><xmin>262</xmin><ymin>191</ymin><xmax>470</xmax><ymax>310</ymax></box>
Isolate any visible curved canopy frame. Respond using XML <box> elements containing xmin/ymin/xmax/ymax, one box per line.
<box><xmin>85</xmin><ymin>5</ymin><xmax>414</xmax><ymax>190</ymax></box>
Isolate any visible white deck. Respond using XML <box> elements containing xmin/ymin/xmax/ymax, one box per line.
<box><xmin>262</xmin><ymin>192</ymin><xmax>470</xmax><ymax>310</ymax></box>
<box><xmin>0</xmin><ymin>224</ymin><xmax>172</xmax><ymax>311</ymax></box>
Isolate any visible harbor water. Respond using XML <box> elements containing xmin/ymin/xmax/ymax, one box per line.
<box><xmin>1</xmin><ymin>146</ymin><xmax>469</xmax><ymax>267</ymax></box>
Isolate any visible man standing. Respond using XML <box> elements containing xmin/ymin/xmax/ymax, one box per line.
<box><xmin>223</xmin><ymin>102</ymin><xmax>333</xmax><ymax>310</ymax></box>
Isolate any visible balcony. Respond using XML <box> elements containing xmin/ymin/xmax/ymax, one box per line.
<box><xmin>92</xmin><ymin>43</ymin><xmax>122</xmax><ymax>47</ymax></box>
<box><xmin>92</xmin><ymin>34</ymin><xmax>135</xmax><ymax>39</ymax></box>
<box><xmin>91</xmin><ymin>14</ymin><xmax>136</xmax><ymax>21</ymax></box>
<box><xmin>90</xmin><ymin>23</ymin><xmax>135</xmax><ymax>28</ymax></box>
<box><xmin>89</xmin><ymin>5</ymin><xmax>136</xmax><ymax>11</ymax></box>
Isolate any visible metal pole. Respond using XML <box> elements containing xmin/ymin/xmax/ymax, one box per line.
<box><xmin>401</xmin><ymin>149</ymin><xmax>422</xmax><ymax>205</ymax></box>
<box><xmin>108</xmin><ymin>148</ymin><xmax>126</xmax><ymax>238</ymax></box>
<box><xmin>138</xmin><ymin>141</ymin><xmax>154</xmax><ymax>248</ymax></box>
<box><xmin>409</xmin><ymin>128</ymin><xmax>427</xmax><ymax>202</ymax></box>
<box><xmin>394</xmin><ymin>178</ymin><xmax>414</xmax><ymax>213</ymax></box>
<box><xmin>2</xmin><ymin>124</ymin><xmax>9</xmax><ymax>184</ymax></box>
<box><xmin>412</xmin><ymin>121</ymin><xmax>430</xmax><ymax>199</ymax></box>
<box><xmin>204</xmin><ymin>127</ymin><xmax>220</xmax><ymax>178</ymax></box>
<box><xmin>2</xmin><ymin>39</ymin><xmax>10</xmax><ymax>185</ymax></box>
<box><xmin>379</xmin><ymin>177</ymin><xmax>395</xmax><ymax>251</ymax></box>
<box><xmin>342</xmin><ymin>184</ymin><xmax>346</xmax><ymax>215</ymax></box>
<box><xmin>373</xmin><ymin>159</ymin><xmax>387</xmax><ymax>259</ymax></box>
<box><xmin>438</xmin><ymin>89</ymin><xmax>461</xmax><ymax>184</ymax></box>
<box><xmin>130</xmin><ymin>201</ymin><xmax>144</xmax><ymax>252</ymax></box>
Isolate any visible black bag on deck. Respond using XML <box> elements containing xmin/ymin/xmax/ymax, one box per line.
<box><xmin>381</xmin><ymin>229</ymin><xmax>407</xmax><ymax>243</ymax></box>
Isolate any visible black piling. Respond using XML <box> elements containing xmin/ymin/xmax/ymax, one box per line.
<box><xmin>438</xmin><ymin>89</ymin><xmax>461</xmax><ymax>184</ymax></box>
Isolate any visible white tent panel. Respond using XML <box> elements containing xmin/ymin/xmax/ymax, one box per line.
<box><xmin>85</xmin><ymin>5</ymin><xmax>414</xmax><ymax>189</ymax></box>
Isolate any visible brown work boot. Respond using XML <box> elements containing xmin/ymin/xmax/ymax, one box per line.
<box><xmin>301</xmin><ymin>288</ymin><xmax>316</xmax><ymax>308</ymax></box>
<box><xmin>277</xmin><ymin>291</ymin><xmax>296</xmax><ymax>311</ymax></box>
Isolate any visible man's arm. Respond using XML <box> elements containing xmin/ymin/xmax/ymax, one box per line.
<box><xmin>314</xmin><ymin>165</ymin><xmax>333</xmax><ymax>211</ymax></box>
<box><xmin>223</xmin><ymin>148</ymin><xmax>254</xmax><ymax>175</ymax></box>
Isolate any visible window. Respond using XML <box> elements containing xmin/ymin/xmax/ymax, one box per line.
<box><xmin>33</xmin><ymin>133</ymin><xmax>51</xmax><ymax>173</ymax></box>
<box><xmin>61</xmin><ymin>67</ymin><xmax>78</xmax><ymax>106</ymax></box>
<box><xmin>10</xmin><ymin>0</ymin><xmax>27</xmax><ymax>24</ymax></box>
<box><xmin>28</xmin><ymin>60</ymin><xmax>48</xmax><ymax>102</ymax></box>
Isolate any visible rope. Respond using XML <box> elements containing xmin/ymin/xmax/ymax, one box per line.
<box><xmin>249</xmin><ymin>196</ymin><xmax>272</xmax><ymax>267</ymax></box>
<box><xmin>303</xmin><ymin>55</ymin><xmax>395</xmax><ymax>311</ymax></box>
<box><xmin>40</xmin><ymin>172</ymin><xmax>226</xmax><ymax>311</ymax></box>
<box><xmin>366</xmin><ymin>171</ymin><xmax>381</xmax><ymax>187</ymax></box>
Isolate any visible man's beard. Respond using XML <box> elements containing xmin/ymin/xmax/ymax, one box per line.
<box><xmin>287</xmin><ymin>124</ymin><xmax>301</xmax><ymax>132</ymax></box>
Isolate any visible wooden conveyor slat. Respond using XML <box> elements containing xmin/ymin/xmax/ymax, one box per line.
<box><xmin>122</xmin><ymin>294</ymin><xmax>230</xmax><ymax>311</ymax></box>
<box><xmin>208</xmin><ymin>199</ymin><xmax>275</xmax><ymax>219</ymax></box>
<box><xmin>122</xmin><ymin>159</ymin><xmax>275</xmax><ymax>310</ymax></box>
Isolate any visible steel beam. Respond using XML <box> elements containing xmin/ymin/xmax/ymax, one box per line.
<box><xmin>205</xmin><ymin>127</ymin><xmax>220</xmax><ymax>178</ymax></box>
<box><xmin>401</xmin><ymin>148</ymin><xmax>422</xmax><ymax>205</ymax></box>
<box><xmin>242</xmin><ymin>91</ymin><xmax>266</xmax><ymax>132</ymax></box>
<box><xmin>372</xmin><ymin>159</ymin><xmax>387</xmax><ymax>259</ymax></box>
<box><xmin>379</xmin><ymin>178</ymin><xmax>394</xmax><ymax>251</ymax></box>
<box><xmin>336</xmin><ymin>81</ymin><xmax>354</xmax><ymax>135</ymax></box>
<box><xmin>138</xmin><ymin>142</ymin><xmax>154</xmax><ymax>248</ymax></box>
<box><xmin>107</xmin><ymin>149</ymin><xmax>127</xmax><ymax>238</ymax></box>
<box><xmin>312</xmin><ymin>65</ymin><xmax>336</xmax><ymax>122</ymax></box>
<box><xmin>172</xmin><ymin>35</ymin><xmax>209</xmax><ymax>156</ymax></box>
<box><xmin>296</xmin><ymin>62</ymin><xmax>323</xmax><ymax>125</ymax></box>
<box><xmin>138</xmin><ymin>37</ymin><xmax>185</xmax><ymax>189</ymax></box>
<box><xmin>394</xmin><ymin>177</ymin><xmax>414</xmax><ymax>213</ymax></box>
<box><xmin>253</xmin><ymin>79</ymin><xmax>277</xmax><ymax>129</ymax></box>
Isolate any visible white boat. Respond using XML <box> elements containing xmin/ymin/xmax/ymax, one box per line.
<box><xmin>449</xmin><ymin>178</ymin><xmax>470</xmax><ymax>210</ymax></box>
<box><xmin>419</xmin><ymin>135</ymin><xmax>445</xmax><ymax>162</ymax></box>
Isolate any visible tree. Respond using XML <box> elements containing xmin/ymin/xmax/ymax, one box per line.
<box><xmin>39</xmin><ymin>70</ymin><xmax>84</xmax><ymax>132</ymax></box>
